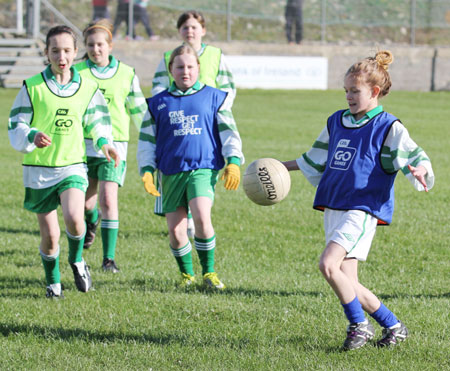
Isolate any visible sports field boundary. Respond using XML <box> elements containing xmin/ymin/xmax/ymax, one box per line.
<box><xmin>111</xmin><ymin>38</ymin><xmax>450</xmax><ymax>92</ymax></box>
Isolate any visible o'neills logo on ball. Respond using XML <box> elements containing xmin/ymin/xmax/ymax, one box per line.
<box><xmin>258</xmin><ymin>167</ymin><xmax>277</xmax><ymax>200</ymax></box>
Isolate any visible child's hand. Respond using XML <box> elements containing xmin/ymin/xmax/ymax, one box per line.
<box><xmin>408</xmin><ymin>164</ymin><xmax>428</xmax><ymax>192</ymax></box>
<box><xmin>34</xmin><ymin>132</ymin><xmax>52</xmax><ymax>148</ymax></box>
<box><xmin>142</xmin><ymin>172</ymin><xmax>161</xmax><ymax>196</ymax></box>
<box><xmin>101</xmin><ymin>144</ymin><xmax>120</xmax><ymax>168</ymax></box>
<box><xmin>221</xmin><ymin>164</ymin><xmax>240</xmax><ymax>190</ymax></box>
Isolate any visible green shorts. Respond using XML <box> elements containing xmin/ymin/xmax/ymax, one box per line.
<box><xmin>86</xmin><ymin>157</ymin><xmax>127</xmax><ymax>186</ymax></box>
<box><xmin>24</xmin><ymin>175</ymin><xmax>88</xmax><ymax>214</ymax></box>
<box><xmin>162</xmin><ymin>169</ymin><xmax>219</xmax><ymax>214</ymax></box>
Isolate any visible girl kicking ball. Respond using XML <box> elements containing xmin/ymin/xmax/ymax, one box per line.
<box><xmin>283</xmin><ymin>50</ymin><xmax>434</xmax><ymax>350</ymax></box>
<box><xmin>76</xmin><ymin>19</ymin><xmax>149</xmax><ymax>273</ymax></box>
<box><xmin>8</xmin><ymin>25</ymin><xmax>119</xmax><ymax>298</ymax></box>
<box><xmin>151</xmin><ymin>10</ymin><xmax>236</xmax><ymax>238</ymax></box>
<box><xmin>138</xmin><ymin>44</ymin><xmax>244</xmax><ymax>289</ymax></box>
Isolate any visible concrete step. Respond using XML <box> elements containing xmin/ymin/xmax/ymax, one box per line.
<box><xmin>0</xmin><ymin>55</ymin><xmax>46</xmax><ymax>64</ymax></box>
<box><xmin>0</xmin><ymin>74</ymin><xmax>31</xmax><ymax>87</ymax></box>
<box><xmin>0</xmin><ymin>65</ymin><xmax>44</xmax><ymax>74</ymax></box>
<box><xmin>1</xmin><ymin>80</ymin><xmax>23</xmax><ymax>88</ymax></box>
<box><xmin>0</xmin><ymin>38</ymin><xmax>36</xmax><ymax>47</ymax></box>
<box><xmin>0</xmin><ymin>47</ymin><xmax>42</xmax><ymax>56</ymax></box>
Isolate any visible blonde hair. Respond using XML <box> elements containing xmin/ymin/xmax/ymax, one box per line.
<box><xmin>345</xmin><ymin>50</ymin><xmax>394</xmax><ymax>98</ymax></box>
<box><xmin>82</xmin><ymin>18</ymin><xmax>113</xmax><ymax>45</ymax></box>
<box><xmin>168</xmin><ymin>44</ymin><xmax>200</xmax><ymax>72</ymax></box>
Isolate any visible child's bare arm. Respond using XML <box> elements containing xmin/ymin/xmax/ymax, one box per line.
<box><xmin>282</xmin><ymin>160</ymin><xmax>300</xmax><ymax>171</ymax></box>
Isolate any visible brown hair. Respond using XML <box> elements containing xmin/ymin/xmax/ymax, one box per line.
<box><xmin>82</xmin><ymin>18</ymin><xmax>113</xmax><ymax>45</ymax></box>
<box><xmin>176</xmin><ymin>10</ymin><xmax>206</xmax><ymax>30</ymax></box>
<box><xmin>345</xmin><ymin>50</ymin><xmax>394</xmax><ymax>98</ymax></box>
<box><xmin>45</xmin><ymin>25</ymin><xmax>78</xmax><ymax>51</ymax></box>
<box><xmin>168</xmin><ymin>44</ymin><xmax>200</xmax><ymax>72</ymax></box>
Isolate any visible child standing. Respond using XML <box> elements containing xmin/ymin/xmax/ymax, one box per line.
<box><xmin>151</xmin><ymin>10</ymin><xmax>236</xmax><ymax>237</ymax></box>
<box><xmin>8</xmin><ymin>25</ymin><xmax>119</xmax><ymax>298</ymax></box>
<box><xmin>138</xmin><ymin>44</ymin><xmax>244</xmax><ymax>289</ymax></box>
<box><xmin>283</xmin><ymin>50</ymin><xmax>434</xmax><ymax>350</ymax></box>
<box><xmin>76</xmin><ymin>19</ymin><xmax>149</xmax><ymax>273</ymax></box>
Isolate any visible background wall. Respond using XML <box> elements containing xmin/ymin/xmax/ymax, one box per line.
<box><xmin>112</xmin><ymin>39</ymin><xmax>450</xmax><ymax>92</ymax></box>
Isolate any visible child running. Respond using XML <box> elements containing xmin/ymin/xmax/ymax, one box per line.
<box><xmin>138</xmin><ymin>44</ymin><xmax>244</xmax><ymax>289</ymax></box>
<box><xmin>283</xmin><ymin>50</ymin><xmax>434</xmax><ymax>350</ymax></box>
<box><xmin>75</xmin><ymin>19</ymin><xmax>149</xmax><ymax>273</ymax></box>
<box><xmin>151</xmin><ymin>10</ymin><xmax>236</xmax><ymax>238</ymax></box>
<box><xmin>8</xmin><ymin>25</ymin><xmax>119</xmax><ymax>299</ymax></box>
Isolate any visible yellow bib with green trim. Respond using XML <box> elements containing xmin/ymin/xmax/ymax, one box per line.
<box><xmin>23</xmin><ymin>73</ymin><xmax>98</xmax><ymax>167</ymax></box>
<box><xmin>164</xmin><ymin>45</ymin><xmax>221</xmax><ymax>88</ymax></box>
<box><xmin>76</xmin><ymin>61</ymin><xmax>135</xmax><ymax>141</ymax></box>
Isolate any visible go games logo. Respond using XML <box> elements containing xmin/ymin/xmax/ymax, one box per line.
<box><xmin>51</xmin><ymin>108</ymin><xmax>74</xmax><ymax>135</ymax></box>
<box><xmin>330</xmin><ymin>139</ymin><xmax>356</xmax><ymax>171</ymax></box>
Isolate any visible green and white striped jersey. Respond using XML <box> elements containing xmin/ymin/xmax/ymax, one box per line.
<box><xmin>296</xmin><ymin>106</ymin><xmax>434</xmax><ymax>192</ymax></box>
<box><xmin>76</xmin><ymin>56</ymin><xmax>150</xmax><ymax>161</ymax></box>
<box><xmin>8</xmin><ymin>66</ymin><xmax>113</xmax><ymax>189</ymax></box>
<box><xmin>138</xmin><ymin>81</ymin><xmax>244</xmax><ymax>176</ymax></box>
<box><xmin>151</xmin><ymin>43</ymin><xmax>236</xmax><ymax>104</ymax></box>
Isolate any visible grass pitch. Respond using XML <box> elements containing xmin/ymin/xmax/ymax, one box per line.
<box><xmin>0</xmin><ymin>87</ymin><xmax>449</xmax><ymax>370</ymax></box>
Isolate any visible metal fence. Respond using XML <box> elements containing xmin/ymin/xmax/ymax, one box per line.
<box><xmin>1</xmin><ymin>0</ymin><xmax>450</xmax><ymax>46</ymax></box>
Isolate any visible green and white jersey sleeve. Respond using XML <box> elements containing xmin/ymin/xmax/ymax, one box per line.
<box><xmin>216</xmin><ymin>53</ymin><xmax>236</xmax><ymax>106</ymax></box>
<box><xmin>8</xmin><ymin>85</ymin><xmax>37</xmax><ymax>154</ymax></box>
<box><xmin>217</xmin><ymin>91</ymin><xmax>244</xmax><ymax>165</ymax></box>
<box><xmin>382</xmin><ymin>121</ymin><xmax>434</xmax><ymax>191</ymax></box>
<box><xmin>296</xmin><ymin>125</ymin><xmax>329</xmax><ymax>187</ymax></box>
<box><xmin>137</xmin><ymin>109</ymin><xmax>157</xmax><ymax>175</ymax></box>
<box><xmin>297</xmin><ymin>115</ymin><xmax>434</xmax><ymax>191</ymax></box>
<box><xmin>127</xmin><ymin>74</ymin><xmax>148</xmax><ymax>132</ymax></box>
<box><xmin>83</xmin><ymin>89</ymin><xmax>113</xmax><ymax>152</ymax></box>
<box><xmin>151</xmin><ymin>57</ymin><xmax>169</xmax><ymax>97</ymax></box>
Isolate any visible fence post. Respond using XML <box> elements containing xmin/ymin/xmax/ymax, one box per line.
<box><xmin>227</xmin><ymin>0</ymin><xmax>232</xmax><ymax>42</ymax></box>
<box><xmin>17</xmin><ymin>0</ymin><xmax>24</xmax><ymax>34</ymax></box>
<box><xmin>128</xmin><ymin>0</ymin><xmax>134</xmax><ymax>39</ymax></box>
<box><xmin>32</xmin><ymin>0</ymin><xmax>40</xmax><ymax>39</ymax></box>
<box><xmin>321</xmin><ymin>0</ymin><xmax>326</xmax><ymax>43</ymax></box>
<box><xmin>410</xmin><ymin>0</ymin><xmax>416</xmax><ymax>46</ymax></box>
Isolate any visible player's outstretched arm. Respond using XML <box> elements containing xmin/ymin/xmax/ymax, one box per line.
<box><xmin>282</xmin><ymin>160</ymin><xmax>299</xmax><ymax>171</ymax></box>
<box><xmin>407</xmin><ymin>164</ymin><xmax>429</xmax><ymax>192</ymax></box>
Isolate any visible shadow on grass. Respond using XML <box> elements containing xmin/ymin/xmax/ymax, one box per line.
<box><xmin>0</xmin><ymin>321</ymin><xmax>252</xmax><ymax>348</ymax></box>
<box><xmin>0</xmin><ymin>321</ymin><xmax>187</xmax><ymax>344</ymax></box>
<box><xmin>94</xmin><ymin>277</ymin><xmax>450</xmax><ymax>300</ymax></box>
<box><xmin>127</xmin><ymin>277</ymin><xmax>323</xmax><ymax>298</ymax></box>
<box><xmin>378</xmin><ymin>292</ymin><xmax>450</xmax><ymax>299</ymax></box>
<box><xmin>0</xmin><ymin>249</ymin><xmax>22</xmax><ymax>257</ymax></box>
<box><xmin>0</xmin><ymin>321</ymin><xmax>346</xmax><ymax>351</ymax></box>
<box><xmin>0</xmin><ymin>276</ymin><xmax>43</xmax><ymax>289</ymax></box>
<box><xmin>0</xmin><ymin>227</ymin><xmax>40</xmax><ymax>236</ymax></box>
<box><xmin>119</xmin><ymin>229</ymin><xmax>169</xmax><ymax>239</ymax></box>
<box><xmin>0</xmin><ymin>276</ymin><xmax>43</xmax><ymax>299</ymax></box>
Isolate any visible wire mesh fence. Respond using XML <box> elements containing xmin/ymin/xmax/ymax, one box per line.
<box><xmin>1</xmin><ymin>0</ymin><xmax>450</xmax><ymax>46</ymax></box>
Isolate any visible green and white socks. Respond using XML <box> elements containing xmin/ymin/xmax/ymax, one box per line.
<box><xmin>101</xmin><ymin>219</ymin><xmax>119</xmax><ymax>260</ymax></box>
<box><xmin>195</xmin><ymin>235</ymin><xmax>216</xmax><ymax>275</ymax></box>
<box><xmin>40</xmin><ymin>245</ymin><xmax>61</xmax><ymax>287</ymax></box>
<box><xmin>170</xmin><ymin>235</ymin><xmax>217</xmax><ymax>277</ymax></box>
<box><xmin>170</xmin><ymin>241</ymin><xmax>194</xmax><ymax>276</ymax></box>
